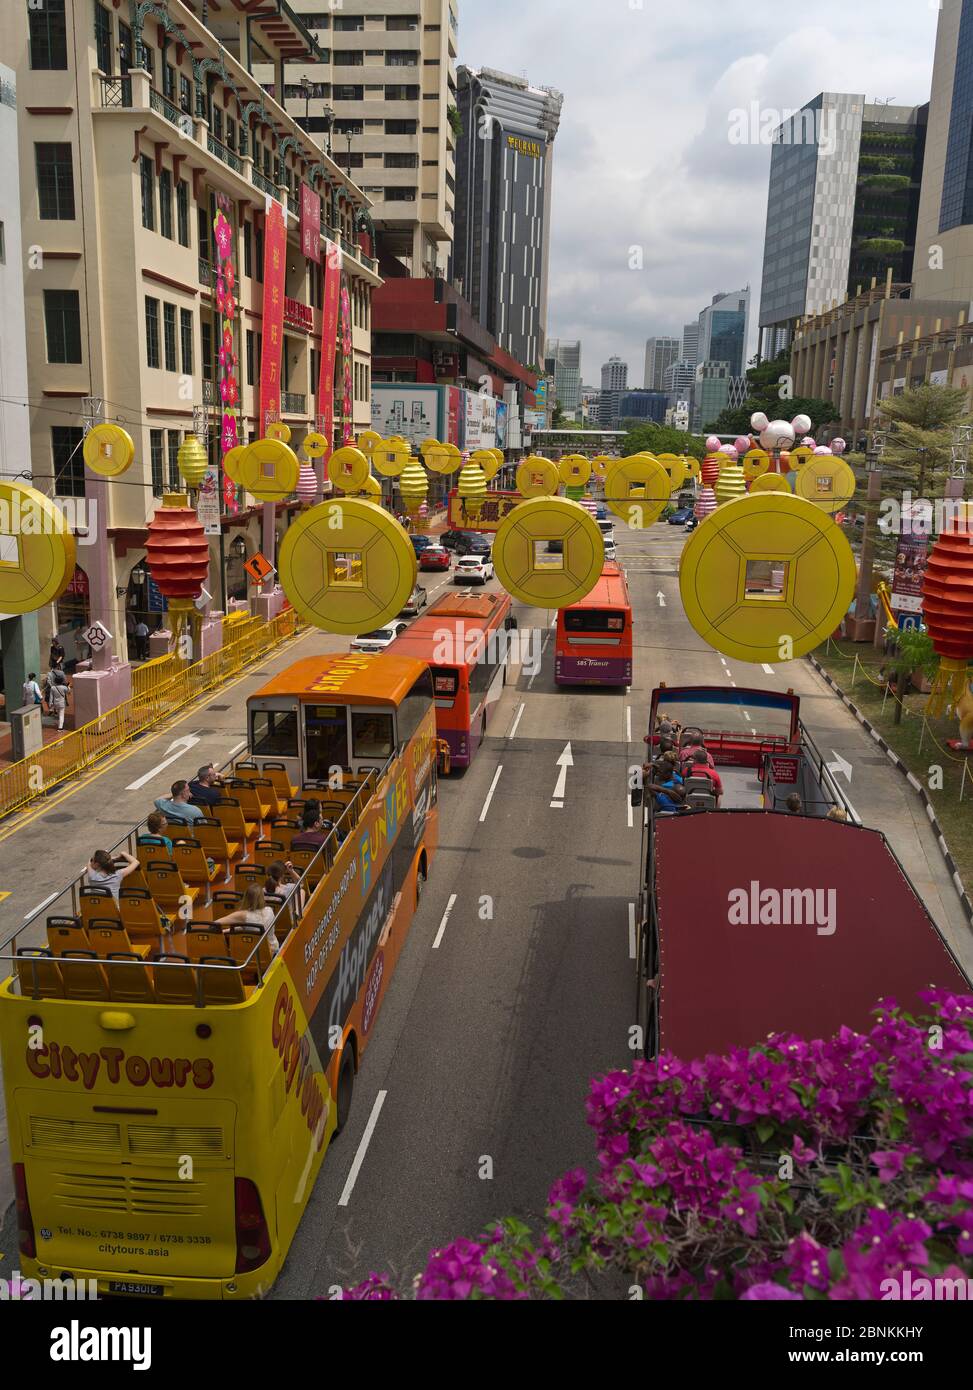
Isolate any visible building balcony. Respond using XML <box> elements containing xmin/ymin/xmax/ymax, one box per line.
<box><xmin>208</xmin><ymin>133</ymin><xmax>243</xmax><ymax>174</ymax></box>
<box><xmin>202</xmin><ymin>378</ymin><xmax>217</xmax><ymax>405</ymax></box>
<box><xmin>251</xmin><ymin>166</ymin><xmax>277</xmax><ymax>198</ymax></box>
<box><xmin>198</xmin><ymin>257</ymin><xmax>214</xmax><ymax>286</ymax></box>
<box><xmin>281</xmin><ymin>392</ymin><xmax>307</xmax><ymax>415</ymax></box>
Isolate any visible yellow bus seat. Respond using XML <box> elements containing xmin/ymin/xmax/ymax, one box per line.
<box><xmin>227</xmin><ymin>927</ymin><xmax>273</xmax><ymax>981</ymax></box>
<box><xmin>79</xmin><ymin>887</ymin><xmax>120</xmax><ymax>927</ymax></box>
<box><xmin>269</xmin><ymin>820</ymin><xmax>299</xmax><ymax>854</ymax></box>
<box><xmin>106</xmin><ymin>952</ymin><xmax>156</xmax><ymax>1004</ymax></box>
<box><xmin>199</xmin><ymin>956</ymin><xmax>246</xmax><ymax>1005</ymax></box>
<box><xmin>119</xmin><ymin>888</ymin><xmax>167</xmax><ymax>940</ymax></box>
<box><xmin>234</xmin><ymin>864</ymin><xmax>266</xmax><ymax>894</ymax></box>
<box><xmin>46</xmin><ymin>917</ymin><xmax>89</xmax><ymax>955</ymax></box>
<box><xmin>170</xmin><ymin>838</ymin><xmax>221</xmax><ymax>889</ymax></box>
<box><xmin>261</xmin><ymin>761</ymin><xmax>297</xmax><ymax>802</ymax></box>
<box><xmin>16</xmin><ymin>948</ymin><xmax>64</xmax><ymax>999</ymax></box>
<box><xmin>144</xmin><ymin>862</ymin><xmax>200</xmax><ymax>914</ymax></box>
<box><xmin>184</xmin><ymin>926</ymin><xmax>227</xmax><ymax>963</ymax></box>
<box><xmin>86</xmin><ymin>920</ymin><xmax>151</xmax><ymax>961</ymax></box>
<box><xmin>153</xmin><ymin>953</ymin><xmax>199</xmax><ymax>1005</ymax></box>
<box><xmin>192</xmin><ymin>818</ymin><xmax>244</xmax><ymax>877</ymax></box>
<box><xmin>265</xmin><ymin>892</ymin><xmax>295</xmax><ymax>941</ymax></box>
<box><xmin>136</xmin><ymin>838</ymin><xmax>173</xmax><ymax>874</ymax></box>
<box><xmin>60</xmin><ymin>949</ymin><xmax>110</xmax><ymax>1001</ymax></box>
<box><xmin>254</xmin><ymin>839</ymin><xmax>286</xmax><ymax>871</ymax></box>
<box><xmin>213</xmin><ymin>799</ymin><xmax>257</xmax><ymax>844</ymax></box>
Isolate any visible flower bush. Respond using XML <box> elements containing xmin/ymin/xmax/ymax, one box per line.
<box><xmin>342</xmin><ymin>992</ymin><xmax>973</xmax><ymax>1300</ymax></box>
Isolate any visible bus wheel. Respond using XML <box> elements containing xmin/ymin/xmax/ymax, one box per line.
<box><xmin>335</xmin><ymin>1048</ymin><xmax>355</xmax><ymax>1135</ymax></box>
<box><xmin>415</xmin><ymin>859</ymin><xmax>427</xmax><ymax>907</ymax></box>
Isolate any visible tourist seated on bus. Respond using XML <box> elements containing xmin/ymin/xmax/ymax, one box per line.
<box><xmin>189</xmin><ymin>764</ymin><xmax>222</xmax><ymax>807</ymax></box>
<box><xmin>86</xmin><ymin>849</ymin><xmax>140</xmax><ymax>901</ymax></box>
<box><xmin>679</xmin><ymin>734</ymin><xmax>715</xmax><ymax>771</ymax></box>
<box><xmin>215</xmin><ymin>884</ymin><xmax>281</xmax><ymax>955</ymax></box>
<box><xmin>265</xmin><ymin>860</ymin><xmax>300</xmax><ymax>902</ymax></box>
<box><xmin>154</xmin><ymin>779</ymin><xmax>204</xmax><ymax>825</ymax></box>
<box><xmin>684</xmin><ymin>748</ymin><xmax>723</xmax><ymax>801</ymax></box>
<box><xmin>827</xmin><ymin>806</ymin><xmax>848</xmax><ymax>822</ymax></box>
<box><xmin>646</xmin><ymin>762</ymin><xmax>686</xmax><ymax>814</ymax></box>
<box><xmin>783</xmin><ymin>793</ymin><xmax>803</xmax><ymax>814</ymax></box>
<box><xmin>137</xmin><ymin>811</ymin><xmax>173</xmax><ymax>857</ymax></box>
<box><xmin>656</xmin><ymin>716</ymin><xmax>681</xmax><ymax>740</ymax></box>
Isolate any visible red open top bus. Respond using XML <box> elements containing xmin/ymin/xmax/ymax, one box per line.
<box><xmin>393</xmin><ymin>590</ymin><xmax>515</xmax><ymax>769</ymax></box>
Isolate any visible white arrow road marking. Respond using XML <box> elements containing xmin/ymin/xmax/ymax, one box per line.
<box><xmin>551</xmin><ymin>742</ymin><xmax>573</xmax><ymax>808</ymax></box>
<box><xmin>762</xmin><ymin>663</ymin><xmax>775</xmax><ymax>675</ymax></box>
<box><xmin>338</xmin><ymin>1090</ymin><xmax>387</xmax><ymax>1207</ymax></box>
<box><xmin>827</xmin><ymin>750</ymin><xmax>853</xmax><ymax>781</ymax></box>
<box><xmin>125</xmin><ymin>733</ymin><xmax>203</xmax><ymax>791</ymax></box>
<box><xmin>432</xmin><ymin>893</ymin><xmax>457</xmax><ymax>950</ymax></box>
<box><xmin>657</xmin><ymin>591</ymin><xmax>666</xmax><ymax>608</ymax></box>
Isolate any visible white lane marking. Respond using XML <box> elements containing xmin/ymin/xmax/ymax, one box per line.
<box><xmin>627</xmin><ymin>792</ymin><xmax>634</xmax><ymax>829</ymax></box>
<box><xmin>743</xmin><ymin>711</ymin><xmax>751</xmax><ymax>722</ymax></box>
<box><xmin>628</xmin><ymin>901</ymin><xmax>637</xmax><ymax>959</ymax></box>
<box><xmin>527</xmin><ymin>632</ymin><xmax>552</xmax><ymax>690</ymax></box>
<box><xmin>432</xmin><ymin>892</ymin><xmax>457</xmax><ymax>950</ymax></box>
<box><xmin>479</xmin><ymin>765</ymin><xmax>503</xmax><ymax>822</ymax></box>
<box><xmin>24</xmin><ymin>890</ymin><xmax>59</xmax><ymax>921</ymax></box>
<box><xmin>552</xmin><ymin>743</ymin><xmax>573</xmax><ymax>802</ymax></box>
<box><xmin>125</xmin><ymin>732</ymin><xmax>202</xmax><ymax>791</ymax></box>
<box><xmin>338</xmin><ymin>1090</ymin><xmax>387</xmax><ymax>1207</ymax></box>
<box><xmin>508</xmin><ymin>702</ymin><xmax>526</xmax><ymax>739</ymax></box>
<box><xmin>720</xmin><ymin>657</ymin><xmax>727</xmax><ymax>666</ymax></box>
<box><xmin>625</xmin><ymin>705</ymin><xmax>632</xmax><ymax>743</ymax></box>
<box><xmin>550</xmin><ymin>801</ymin><xmax>563</xmax><ymax>809</ymax></box>
<box><xmin>730</xmin><ymin>681</ymin><xmax>737</xmax><ymax>687</ymax></box>
<box><xmin>227</xmin><ymin>739</ymin><xmax>248</xmax><ymax>758</ymax></box>
<box><xmin>549</xmin><ymin>612</ymin><xmax>557</xmax><ymax>628</ymax></box>
<box><xmin>762</xmin><ymin>663</ymin><xmax>775</xmax><ymax>675</ymax></box>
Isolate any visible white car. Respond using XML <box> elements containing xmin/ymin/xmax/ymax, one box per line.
<box><xmin>454</xmin><ymin>556</ymin><xmax>494</xmax><ymax>585</ymax></box>
<box><xmin>350</xmin><ymin>621</ymin><xmax>408</xmax><ymax>654</ymax></box>
<box><xmin>603</xmin><ymin>540</ymin><xmax>617</xmax><ymax>562</ymax></box>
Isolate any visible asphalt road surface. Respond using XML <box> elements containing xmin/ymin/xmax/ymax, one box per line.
<box><xmin>1</xmin><ymin>517</ymin><xmax>970</xmax><ymax>1294</ymax></box>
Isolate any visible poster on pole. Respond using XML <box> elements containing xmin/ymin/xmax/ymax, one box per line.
<box><xmin>197</xmin><ymin>465</ymin><xmax>222</xmax><ymax>537</ymax></box>
<box><xmin>317</xmin><ymin>240</ymin><xmax>342</xmax><ymax>461</ymax></box>
<box><xmin>891</xmin><ymin>535</ymin><xmax>929</xmax><ymax>616</ymax></box>
<box><xmin>259</xmin><ymin>199</ymin><xmax>287</xmax><ymax>438</ymax></box>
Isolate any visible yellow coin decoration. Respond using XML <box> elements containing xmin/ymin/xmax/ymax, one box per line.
<box><xmin>303</xmin><ymin>432</ymin><xmax>329</xmax><ymax>459</ymax></box>
<box><xmin>558</xmin><ymin>454</ymin><xmax>592</xmax><ymax>488</ymax></box>
<box><xmin>788</xmin><ymin>445</ymin><xmax>815</xmax><ymax>472</ymax></box>
<box><xmin>328</xmin><ymin>446</ymin><xmax>371</xmax><ymax>493</ymax></box>
<box><xmin>359</xmin><ymin>474</ymin><xmax>382</xmax><ymax>498</ymax></box>
<box><xmin>278</xmin><ymin>498</ymin><xmax>417</xmax><ymax>635</ymax></box>
<box><xmin>792</xmin><ymin>455</ymin><xmax>857</xmax><ymax>515</ymax></box>
<box><xmin>591</xmin><ymin>455</ymin><xmax>614</xmax><ymax>479</ymax></box>
<box><xmin>516</xmin><ymin>456</ymin><xmax>559</xmax><ymax>498</ymax></box>
<box><xmin>489</xmin><ymin>447</ymin><xmax>504</xmax><ymax>472</ymax></box>
<box><xmin>222</xmin><ymin>444</ymin><xmax>247</xmax><ymax>484</ymax></box>
<box><xmin>604</xmin><ymin>454</ymin><xmax>671</xmax><ymax>528</ymax></box>
<box><xmin>472</xmin><ymin>449</ymin><xmax>502</xmax><ymax>483</ymax></box>
<box><xmin>0</xmin><ymin>481</ymin><xmax>77</xmax><ymax>614</ymax></box>
<box><xmin>266</xmin><ymin>421</ymin><xmax>292</xmax><ymax>444</ymax></box>
<box><xmin>371</xmin><ymin>436</ymin><xmax>411</xmax><ymax>478</ymax></box>
<box><xmin>678</xmin><ymin>492</ymin><xmax>858</xmax><ymax>663</ymax></box>
<box><xmin>82</xmin><ymin>422</ymin><xmax>134</xmax><ymax>478</ymax></box>
<box><xmin>742</xmin><ymin>448</ymin><xmax>771</xmax><ymax>482</ymax></box>
<box><xmin>749</xmin><ymin>472</ymin><xmax>792</xmax><ymax>494</ymax></box>
<box><xmin>238</xmin><ymin>438</ymin><xmax>300</xmax><ymax>501</ymax></box>
<box><xmin>492</xmin><ymin>498</ymin><xmax>604</xmax><ymax>608</ymax></box>
<box><xmin>656</xmin><ymin>454</ymin><xmax>689</xmax><ymax>493</ymax></box>
<box><xmin>685</xmin><ymin>455</ymin><xmax>701</xmax><ymax>482</ymax></box>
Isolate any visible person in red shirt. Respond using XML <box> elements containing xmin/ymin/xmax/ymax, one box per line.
<box><xmin>680</xmin><ymin>736</ymin><xmax>715</xmax><ymax>773</ymax></box>
<box><xmin>684</xmin><ymin>747</ymin><xmax>723</xmax><ymax>800</ymax></box>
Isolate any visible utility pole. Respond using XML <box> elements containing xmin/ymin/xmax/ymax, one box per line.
<box><xmin>852</xmin><ymin>429</ymin><xmax>885</xmax><ymax>643</ymax></box>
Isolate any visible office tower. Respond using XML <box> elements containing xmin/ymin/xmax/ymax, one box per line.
<box><xmin>601</xmin><ymin>356</ymin><xmax>628</xmax><ymax>390</ymax></box>
<box><xmin>643</xmin><ymin>336</ymin><xmax>680</xmax><ymax>390</ymax></box>
<box><xmin>545</xmin><ymin>338</ymin><xmax>582</xmax><ymax>415</ymax></box>
<box><xmin>759</xmin><ymin>93</ymin><xmax>927</xmax><ymax>358</ymax></box>
<box><xmin>682</xmin><ymin>321</ymin><xmax>700</xmax><ymax>368</ymax></box>
<box><xmin>697</xmin><ymin>289</ymin><xmax>750</xmax><ymax>379</ymax></box>
<box><xmin>453</xmin><ymin>65</ymin><xmax>563</xmax><ymax>368</ymax></box>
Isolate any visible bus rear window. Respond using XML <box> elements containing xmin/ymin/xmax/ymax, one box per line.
<box><xmin>433</xmin><ymin>668</ymin><xmax>460</xmax><ymax>697</ymax></box>
<box><xmin>564</xmin><ymin>610</ymin><xmax>625</xmax><ymax>632</ymax></box>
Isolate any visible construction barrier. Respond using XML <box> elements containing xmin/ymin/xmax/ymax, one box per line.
<box><xmin>0</xmin><ymin>609</ymin><xmax>301</xmax><ymax>822</ymax></box>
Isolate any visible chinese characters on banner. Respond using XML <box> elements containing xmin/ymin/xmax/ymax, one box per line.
<box><xmin>300</xmin><ymin>183</ymin><xmax>321</xmax><ymax>264</ymax></box>
<box><xmin>340</xmin><ymin>278</ymin><xmax>353</xmax><ymax>443</ymax></box>
<box><xmin>317</xmin><ymin>240</ymin><xmax>342</xmax><ymax>461</ymax></box>
<box><xmin>197</xmin><ymin>465</ymin><xmax>222</xmax><ymax>536</ymax></box>
<box><xmin>213</xmin><ymin>193</ymin><xmax>240</xmax><ymax>513</ymax></box>
<box><xmin>259</xmin><ymin>199</ymin><xmax>287</xmax><ymax>438</ymax></box>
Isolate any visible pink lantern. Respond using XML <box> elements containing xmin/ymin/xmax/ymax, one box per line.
<box><xmin>297</xmin><ymin>462</ymin><xmax>318</xmax><ymax>503</ymax></box>
<box><xmin>750</xmin><ymin>412</ymin><xmax>769</xmax><ymax>433</ymax></box>
<box><xmin>814</xmin><ymin>445</ymin><xmax>831</xmax><ymax>455</ymax></box>
<box><xmin>832</xmin><ymin>438</ymin><xmax>847</xmax><ymax>455</ymax></box>
<box><xmin>705</xmin><ymin>435</ymin><xmax>721</xmax><ymax>453</ymax></box>
<box><xmin>719</xmin><ymin>444</ymin><xmax>739</xmax><ymax>459</ymax></box>
<box><xmin>733</xmin><ymin>435</ymin><xmax>751</xmax><ymax>456</ymax></box>
<box><xmin>695</xmin><ymin>486</ymin><xmax>717</xmax><ymax>519</ymax></box>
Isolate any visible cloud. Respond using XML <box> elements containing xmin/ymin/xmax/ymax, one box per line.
<box><xmin>458</xmin><ymin>0</ymin><xmax>938</xmax><ymax>383</ymax></box>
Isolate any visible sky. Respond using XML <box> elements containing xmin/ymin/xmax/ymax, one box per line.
<box><xmin>458</xmin><ymin>0</ymin><xmax>941</xmax><ymax>386</ymax></box>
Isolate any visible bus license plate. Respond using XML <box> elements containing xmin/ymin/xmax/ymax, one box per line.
<box><xmin>107</xmin><ymin>1281</ymin><xmax>165</xmax><ymax>1297</ymax></box>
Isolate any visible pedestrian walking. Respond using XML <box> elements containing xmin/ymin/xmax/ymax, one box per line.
<box><xmin>22</xmin><ymin>673</ymin><xmax>43</xmax><ymax>707</ymax></box>
<box><xmin>46</xmin><ymin>673</ymin><xmax>68</xmax><ymax>731</ymax></box>
<box><xmin>134</xmin><ymin>619</ymin><xmax>150</xmax><ymax>660</ymax></box>
<box><xmin>49</xmin><ymin>636</ymin><xmax>65</xmax><ymax>668</ymax></box>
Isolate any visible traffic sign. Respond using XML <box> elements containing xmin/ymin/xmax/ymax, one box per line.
<box><xmin>244</xmin><ymin>552</ymin><xmax>275</xmax><ymax>584</ymax></box>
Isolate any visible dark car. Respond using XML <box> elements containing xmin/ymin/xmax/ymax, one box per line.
<box><xmin>668</xmin><ymin>507</ymin><xmax>694</xmax><ymax>525</ymax></box>
<box><xmin>419</xmin><ymin>545</ymin><xmax>451</xmax><ymax>571</ymax></box>
<box><xmin>439</xmin><ymin>530</ymin><xmax>467</xmax><ymax>552</ymax></box>
<box><xmin>410</xmin><ymin>534</ymin><xmax>434</xmax><ymax>555</ymax></box>
<box><xmin>454</xmin><ymin>534</ymin><xmax>491</xmax><ymax>557</ymax></box>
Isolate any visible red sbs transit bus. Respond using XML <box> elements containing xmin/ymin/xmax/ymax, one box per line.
<box><xmin>555</xmin><ymin>563</ymin><xmax>633</xmax><ymax>687</ymax></box>
<box><xmin>393</xmin><ymin>591</ymin><xmax>515</xmax><ymax>768</ymax></box>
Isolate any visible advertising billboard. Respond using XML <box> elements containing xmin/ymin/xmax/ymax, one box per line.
<box><xmin>445</xmin><ymin>386</ymin><xmax>462</xmax><ymax>446</ymax></box>
<box><xmin>464</xmin><ymin>391</ymin><xmax>497</xmax><ymax>450</ymax></box>
<box><xmin>371</xmin><ymin>385</ymin><xmax>442</xmax><ymax>450</ymax></box>
<box><xmin>495</xmin><ymin>400</ymin><xmax>508</xmax><ymax>451</ymax></box>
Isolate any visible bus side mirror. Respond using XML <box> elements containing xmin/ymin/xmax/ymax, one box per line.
<box><xmin>630</xmin><ymin>787</ymin><xmax>644</xmax><ymax>808</ymax></box>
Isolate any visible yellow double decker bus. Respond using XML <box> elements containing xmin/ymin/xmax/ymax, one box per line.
<box><xmin>0</xmin><ymin>653</ymin><xmax>439</xmax><ymax>1299</ymax></box>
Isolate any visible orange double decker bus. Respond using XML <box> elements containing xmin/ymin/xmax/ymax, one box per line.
<box><xmin>393</xmin><ymin>591</ymin><xmax>515</xmax><ymax>769</ymax></box>
<box><xmin>0</xmin><ymin>653</ymin><xmax>438</xmax><ymax>1299</ymax></box>
<box><xmin>555</xmin><ymin>562</ymin><xmax>633</xmax><ymax>687</ymax></box>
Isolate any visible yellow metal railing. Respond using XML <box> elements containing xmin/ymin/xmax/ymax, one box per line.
<box><xmin>0</xmin><ymin>609</ymin><xmax>301</xmax><ymax>822</ymax></box>
<box><xmin>131</xmin><ymin>651</ymin><xmax>180</xmax><ymax>698</ymax></box>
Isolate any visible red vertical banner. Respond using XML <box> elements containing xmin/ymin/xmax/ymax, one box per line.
<box><xmin>318</xmin><ymin>240</ymin><xmax>342</xmax><ymax>459</ymax></box>
<box><xmin>300</xmin><ymin>183</ymin><xmax>321</xmax><ymax>263</ymax></box>
<box><xmin>259</xmin><ymin>200</ymin><xmax>287</xmax><ymax>438</ymax></box>
<box><xmin>340</xmin><ymin>277</ymin><xmax>353</xmax><ymax>444</ymax></box>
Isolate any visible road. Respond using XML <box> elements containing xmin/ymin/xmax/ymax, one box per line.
<box><xmin>1</xmin><ymin>518</ymin><xmax>971</xmax><ymax>1293</ymax></box>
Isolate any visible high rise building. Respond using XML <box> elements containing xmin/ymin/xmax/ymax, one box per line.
<box><xmin>545</xmin><ymin>338</ymin><xmax>581</xmax><ymax>415</ymax></box>
<box><xmin>643</xmin><ymin>336</ymin><xmax>680</xmax><ymax>390</ymax></box>
<box><xmin>275</xmin><ymin>2</ymin><xmax>458</xmax><ymax>278</ymax></box>
<box><xmin>682</xmin><ymin>321</ymin><xmax>700</xmax><ymax>368</ymax></box>
<box><xmin>913</xmin><ymin>0</ymin><xmax>973</xmax><ymax>300</ymax></box>
<box><xmin>601</xmin><ymin>356</ymin><xmax>628</xmax><ymax>391</ymax></box>
<box><xmin>452</xmin><ymin>66</ymin><xmax>562</xmax><ymax>369</ymax></box>
<box><xmin>759</xmin><ymin>93</ymin><xmax>927</xmax><ymax>358</ymax></box>
<box><xmin>697</xmin><ymin>289</ymin><xmax>750</xmax><ymax>378</ymax></box>
<box><xmin>0</xmin><ymin>61</ymin><xmax>40</xmax><ymax>710</ymax></box>
<box><xmin>2</xmin><ymin>0</ymin><xmax>376</xmax><ymax>716</ymax></box>
<box><xmin>692</xmin><ymin>362</ymin><xmax>733</xmax><ymax>433</ymax></box>
<box><xmin>662</xmin><ymin>360</ymin><xmax>696</xmax><ymax>399</ymax></box>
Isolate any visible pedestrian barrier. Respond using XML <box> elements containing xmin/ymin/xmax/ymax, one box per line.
<box><xmin>0</xmin><ymin>609</ymin><xmax>301</xmax><ymax>822</ymax></box>
<box><xmin>131</xmin><ymin>651</ymin><xmax>180</xmax><ymax>698</ymax></box>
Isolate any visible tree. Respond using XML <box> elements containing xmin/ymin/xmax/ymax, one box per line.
<box><xmin>709</xmin><ymin>349</ymin><xmax>837</xmax><ymax>437</ymax></box>
<box><xmin>620</xmin><ymin>422</ymin><xmax>706</xmax><ymax>459</ymax></box>
<box><xmin>881</xmin><ymin>627</ymin><xmax>937</xmax><ymax>726</ymax></box>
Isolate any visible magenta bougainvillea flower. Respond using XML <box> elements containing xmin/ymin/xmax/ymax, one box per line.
<box><xmin>220</xmin><ymin>416</ymin><xmax>238</xmax><ymax>453</ymax></box>
<box><xmin>341</xmin><ymin>992</ymin><xmax>973</xmax><ymax>1301</ymax></box>
<box><xmin>225</xmin><ymin>262</ymin><xmax>235</xmax><ymax>291</ymax></box>
<box><xmin>214</xmin><ymin>212</ymin><xmax>232</xmax><ymax>261</ymax></box>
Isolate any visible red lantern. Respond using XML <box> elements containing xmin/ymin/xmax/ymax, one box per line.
<box><xmin>921</xmin><ymin>507</ymin><xmax>973</xmax><ymax>714</ymax></box>
<box><xmin>701</xmin><ymin>456</ymin><xmax>720</xmax><ymax>488</ymax></box>
<box><xmin>146</xmin><ymin>494</ymin><xmax>209</xmax><ymax>598</ymax></box>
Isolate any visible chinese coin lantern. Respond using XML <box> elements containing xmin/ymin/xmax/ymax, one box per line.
<box><xmin>921</xmin><ymin>504</ymin><xmax>973</xmax><ymax>715</ymax></box>
<box><xmin>145</xmin><ymin>493</ymin><xmax>209</xmax><ymax>652</ymax></box>
<box><xmin>399</xmin><ymin>458</ymin><xmax>429</xmax><ymax>523</ymax></box>
<box><xmin>177</xmin><ymin>435</ymin><xmax>208</xmax><ymax>488</ymax></box>
<box><xmin>458</xmin><ymin>460</ymin><xmax>487</xmax><ymax>521</ymax></box>
<box><xmin>715</xmin><ymin>464</ymin><xmax>746</xmax><ymax>506</ymax></box>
